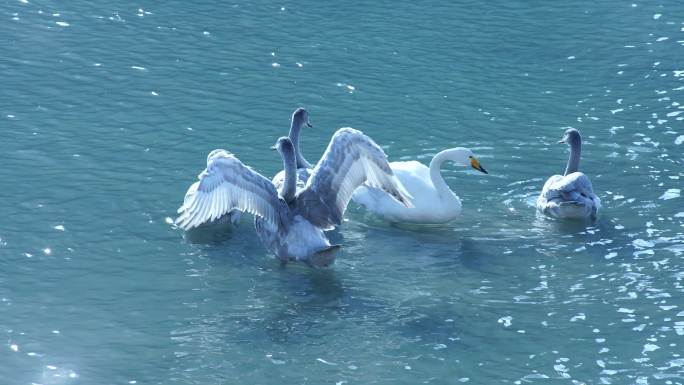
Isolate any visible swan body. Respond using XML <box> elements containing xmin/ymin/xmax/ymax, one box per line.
<box><xmin>353</xmin><ymin>148</ymin><xmax>487</xmax><ymax>224</ymax></box>
<box><xmin>537</xmin><ymin>128</ymin><xmax>600</xmax><ymax>219</ymax></box>
<box><xmin>176</xmin><ymin>128</ymin><xmax>413</xmax><ymax>267</ymax></box>
<box><xmin>255</xmin><ymin>214</ymin><xmax>333</xmax><ymax>266</ymax></box>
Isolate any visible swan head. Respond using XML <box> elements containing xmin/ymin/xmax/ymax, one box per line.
<box><xmin>271</xmin><ymin>136</ymin><xmax>296</xmax><ymax>156</ymax></box>
<box><xmin>442</xmin><ymin>148</ymin><xmax>488</xmax><ymax>174</ymax></box>
<box><xmin>558</xmin><ymin>127</ymin><xmax>581</xmax><ymax>146</ymax></box>
<box><xmin>292</xmin><ymin>107</ymin><xmax>312</xmax><ymax>129</ymax></box>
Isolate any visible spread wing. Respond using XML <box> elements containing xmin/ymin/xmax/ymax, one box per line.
<box><xmin>295</xmin><ymin>127</ymin><xmax>413</xmax><ymax>229</ymax></box>
<box><xmin>176</xmin><ymin>149</ymin><xmax>285</xmax><ymax>230</ymax></box>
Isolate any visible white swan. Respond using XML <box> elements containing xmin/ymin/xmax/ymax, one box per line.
<box><xmin>176</xmin><ymin>128</ymin><xmax>413</xmax><ymax>267</ymax></box>
<box><xmin>352</xmin><ymin>147</ymin><xmax>488</xmax><ymax>224</ymax></box>
<box><xmin>537</xmin><ymin>128</ymin><xmax>600</xmax><ymax>219</ymax></box>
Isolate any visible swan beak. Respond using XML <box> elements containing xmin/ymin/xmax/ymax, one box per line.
<box><xmin>470</xmin><ymin>157</ymin><xmax>488</xmax><ymax>174</ymax></box>
<box><xmin>306</xmin><ymin>121</ymin><xmax>313</xmax><ymax>128</ymax></box>
<box><xmin>270</xmin><ymin>145</ymin><xmax>277</xmax><ymax>151</ymax></box>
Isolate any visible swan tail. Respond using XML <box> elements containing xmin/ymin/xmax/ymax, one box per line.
<box><xmin>305</xmin><ymin>245</ymin><xmax>341</xmax><ymax>268</ymax></box>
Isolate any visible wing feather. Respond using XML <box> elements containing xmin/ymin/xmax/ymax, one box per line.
<box><xmin>544</xmin><ymin>172</ymin><xmax>596</xmax><ymax>199</ymax></box>
<box><xmin>296</xmin><ymin>128</ymin><xmax>413</xmax><ymax>229</ymax></box>
<box><xmin>176</xmin><ymin>150</ymin><xmax>285</xmax><ymax>230</ymax></box>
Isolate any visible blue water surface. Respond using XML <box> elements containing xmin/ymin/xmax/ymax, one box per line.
<box><xmin>1</xmin><ymin>0</ymin><xmax>683</xmax><ymax>384</ymax></box>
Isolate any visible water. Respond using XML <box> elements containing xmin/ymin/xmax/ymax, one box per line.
<box><xmin>2</xmin><ymin>0</ymin><xmax>683</xmax><ymax>383</ymax></box>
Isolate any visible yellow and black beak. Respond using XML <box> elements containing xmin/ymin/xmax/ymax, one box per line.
<box><xmin>470</xmin><ymin>157</ymin><xmax>488</xmax><ymax>174</ymax></box>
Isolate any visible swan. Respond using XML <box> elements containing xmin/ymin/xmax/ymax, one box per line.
<box><xmin>536</xmin><ymin>128</ymin><xmax>600</xmax><ymax>219</ymax></box>
<box><xmin>176</xmin><ymin>128</ymin><xmax>413</xmax><ymax>267</ymax></box>
<box><xmin>352</xmin><ymin>147</ymin><xmax>488</xmax><ymax>223</ymax></box>
<box><xmin>178</xmin><ymin>108</ymin><xmax>313</xmax><ymax>227</ymax></box>
<box><xmin>272</xmin><ymin>107</ymin><xmax>314</xmax><ymax>190</ymax></box>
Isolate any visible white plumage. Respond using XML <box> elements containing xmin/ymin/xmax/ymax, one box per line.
<box><xmin>353</xmin><ymin>147</ymin><xmax>487</xmax><ymax>224</ymax></box>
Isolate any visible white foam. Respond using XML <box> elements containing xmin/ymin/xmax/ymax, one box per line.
<box><xmin>498</xmin><ymin>316</ymin><xmax>512</xmax><ymax>327</ymax></box>
<box><xmin>660</xmin><ymin>189</ymin><xmax>680</xmax><ymax>200</ymax></box>
<box><xmin>633</xmin><ymin>239</ymin><xmax>654</xmax><ymax>248</ymax></box>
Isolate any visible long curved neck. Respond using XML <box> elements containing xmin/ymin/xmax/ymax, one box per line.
<box><xmin>428</xmin><ymin>150</ymin><xmax>454</xmax><ymax>198</ymax></box>
<box><xmin>564</xmin><ymin>139</ymin><xmax>581</xmax><ymax>175</ymax></box>
<box><xmin>280</xmin><ymin>148</ymin><xmax>297</xmax><ymax>203</ymax></box>
<box><xmin>288</xmin><ymin>120</ymin><xmax>311</xmax><ymax>169</ymax></box>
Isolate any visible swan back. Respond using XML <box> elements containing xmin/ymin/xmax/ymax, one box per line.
<box><xmin>537</xmin><ymin>172</ymin><xmax>600</xmax><ymax>219</ymax></box>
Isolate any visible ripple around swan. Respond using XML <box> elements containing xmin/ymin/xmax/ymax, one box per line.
<box><xmin>2</xmin><ymin>0</ymin><xmax>684</xmax><ymax>383</ymax></box>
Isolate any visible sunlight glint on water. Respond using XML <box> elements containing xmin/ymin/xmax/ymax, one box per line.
<box><xmin>1</xmin><ymin>1</ymin><xmax>683</xmax><ymax>384</ymax></box>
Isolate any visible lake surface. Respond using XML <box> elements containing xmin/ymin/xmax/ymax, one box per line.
<box><xmin>2</xmin><ymin>0</ymin><xmax>683</xmax><ymax>384</ymax></box>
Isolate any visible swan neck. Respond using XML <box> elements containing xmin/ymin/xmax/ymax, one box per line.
<box><xmin>280</xmin><ymin>148</ymin><xmax>297</xmax><ymax>203</ymax></box>
<box><xmin>428</xmin><ymin>150</ymin><xmax>453</xmax><ymax>197</ymax></box>
<box><xmin>564</xmin><ymin>139</ymin><xmax>581</xmax><ymax>175</ymax></box>
<box><xmin>288</xmin><ymin>120</ymin><xmax>311</xmax><ymax>169</ymax></box>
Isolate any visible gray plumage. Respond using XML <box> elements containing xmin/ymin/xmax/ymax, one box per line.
<box><xmin>177</xmin><ymin>128</ymin><xmax>413</xmax><ymax>267</ymax></box>
<box><xmin>537</xmin><ymin>128</ymin><xmax>601</xmax><ymax>219</ymax></box>
<box><xmin>563</xmin><ymin>128</ymin><xmax>581</xmax><ymax>175</ymax></box>
<box><xmin>176</xmin><ymin>149</ymin><xmax>287</xmax><ymax>230</ymax></box>
<box><xmin>272</xmin><ymin>107</ymin><xmax>314</xmax><ymax>190</ymax></box>
<box><xmin>289</xmin><ymin>107</ymin><xmax>313</xmax><ymax>169</ymax></box>
<box><xmin>179</xmin><ymin>108</ymin><xmax>313</xmax><ymax>228</ymax></box>
<box><xmin>296</xmin><ymin>128</ymin><xmax>413</xmax><ymax>230</ymax></box>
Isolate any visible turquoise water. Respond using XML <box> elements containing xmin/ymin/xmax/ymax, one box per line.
<box><xmin>2</xmin><ymin>0</ymin><xmax>683</xmax><ymax>383</ymax></box>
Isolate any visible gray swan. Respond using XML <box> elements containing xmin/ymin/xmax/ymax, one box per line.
<box><xmin>176</xmin><ymin>128</ymin><xmax>413</xmax><ymax>267</ymax></box>
<box><xmin>178</xmin><ymin>107</ymin><xmax>313</xmax><ymax>227</ymax></box>
<box><xmin>536</xmin><ymin>128</ymin><xmax>601</xmax><ymax>219</ymax></box>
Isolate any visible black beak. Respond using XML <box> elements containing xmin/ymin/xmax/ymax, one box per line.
<box><xmin>270</xmin><ymin>145</ymin><xmax>277</xmax><ymax>150</ymax></box>
<box><xmin>306</xmin><ymin>121</ymin><xmax>312</xmax><ymax>128</ymax></box>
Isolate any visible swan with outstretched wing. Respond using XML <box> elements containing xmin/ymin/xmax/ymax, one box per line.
<box><xmin>176</xmin><ymin>128</ymin><xmax>412</xmax><ymax>267</ymax></box>
<box><xmin>178</xmin><ymin>108</ymin><xmax>315</xmax><ymax>228</ymax></box>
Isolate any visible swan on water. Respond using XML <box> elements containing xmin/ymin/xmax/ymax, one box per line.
<box><xmin>178</xmin><ymin>107</ymin><xmax>313</xmax><ymax>227</ymax></box>
<box><xmin>176</xmin><ymin>128</ymin><xmax>413</xmax><ymax>267</ymax></box>
<box><xmin>536</xmin><ymin>128</ymin><xmax>600</xmax><ymax>219</ymax></box>
<box><xmin>352</xmin><ymin>147</ymin><xmax>488</xmax><ymax>224</ymax></box>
